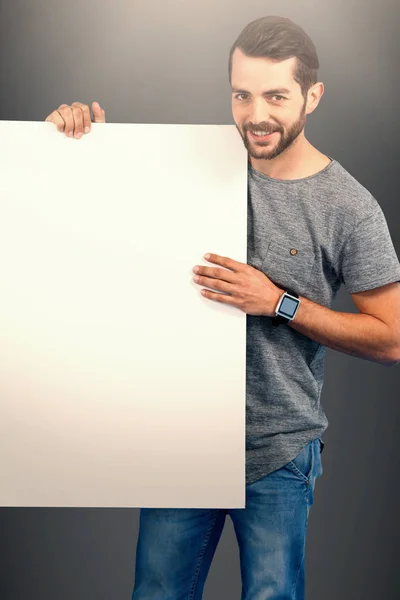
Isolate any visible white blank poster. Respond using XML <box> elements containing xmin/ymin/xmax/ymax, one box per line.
<box><xmin>0</xmin><ymin>121</ymin><xmax>247</xmax><ymax>508</ymax></box>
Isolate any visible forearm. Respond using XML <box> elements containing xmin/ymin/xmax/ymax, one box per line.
<box><xmin>289</xmin><ymin>295</ymin><xmax>399</xmax><ymax>366</ymax></box>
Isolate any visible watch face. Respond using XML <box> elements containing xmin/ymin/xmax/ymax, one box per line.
<box><xmin>279</xmin><ymin>296</ymin><xmax>298</xmax><ymax>318</ymax></box>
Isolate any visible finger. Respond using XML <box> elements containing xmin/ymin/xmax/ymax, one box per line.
<box><xmin>194</xmin><ymin>275</ymin><xmax>234</xmax><ymax>293</ymax></box>
<box><xmin>193</xmin><ymin>266</ymin><xmax>237</xmax><ymax>283</ymax></box>
<box><xmin>204</xmin><ymin>253</ymin><xmax>245</xmax><ymax>272</ymax></box>
<box><xmin>71</xmin><ymin>105</ymin><xmax>84</xmax><ymax>138</ymax></box>
<box><xmin>71</xmin><ymin>102</ymin><xmax>91</xmax><ymax>133</ymax></box>
<box><xmin>45</xmin><ymin>110</ymin><xmax>67</xmax><ymax>133</ymax></box>
<box><xmin>57</xmin><ymin>104</ymin><xmax>75</xmax><ymax>137</ymax></box>
<box><xmin>92</xmin><ymin>101</ymin><xmax>106</xmax><ymax>123</ymax></box>
<box><xmin>201</xmin><ymin>288</ymin><xmax>240</xmax><ymax>306</ymax></box>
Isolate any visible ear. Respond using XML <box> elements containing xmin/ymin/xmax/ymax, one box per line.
<box><xmin>305</xmin><ymin>82</ymin><xmax>324</xmax><ymax>115</ymax></box>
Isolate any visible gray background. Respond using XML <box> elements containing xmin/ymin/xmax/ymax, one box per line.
<box><xmin>0</xmin><ymin>0</ymin><xmax>399</xmax><ymax>598</ymax></box>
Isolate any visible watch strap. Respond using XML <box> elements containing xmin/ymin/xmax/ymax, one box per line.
<box><xmin>272</xmin><ymin>314</ymin><xmax>289</xmax><ymax>326</ymax></box>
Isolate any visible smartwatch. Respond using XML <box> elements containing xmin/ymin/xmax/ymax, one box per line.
<box><xmin>272</xmin><ymin>288</ymin><xmax>300</xmax><ymax>326</ymax></box>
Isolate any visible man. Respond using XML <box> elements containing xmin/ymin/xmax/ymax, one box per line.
<box><xmin>45</xmin><ymin>15</ymin><xmax>400</xmax><ymax>600</ymax></box>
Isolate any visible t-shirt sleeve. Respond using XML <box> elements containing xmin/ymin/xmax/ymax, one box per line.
<box><xmin>337</xmin><ymin>203</ymin><xmax>400</xmax><ymax>293</ymax></box>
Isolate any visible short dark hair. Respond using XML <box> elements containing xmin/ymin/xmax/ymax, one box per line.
<box><xmin>228</xmin><ymin>16</ymin><xmax>319</xmax><ymax>98</ymax></box>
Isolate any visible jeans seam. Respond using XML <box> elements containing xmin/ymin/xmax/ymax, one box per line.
<box><xmin>188</xmin><ymin>511</ymin><xmax>219</xmax><ymax>600</ymax></box>
<box><xmin>291</xmin><ymin>512</ymin><xmax>308</xmax><ymax>598</ymax></box>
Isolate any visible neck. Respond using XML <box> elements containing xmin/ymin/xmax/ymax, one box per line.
<box><xmin>249</xmin><ymin>133</ymin><xmax>330</xmax><ymax>180</ymax></box>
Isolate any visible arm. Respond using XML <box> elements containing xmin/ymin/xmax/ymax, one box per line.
<box><xmin>193</xmin><ymin>255</ymin><xmax>400</xmax><ymax>367</ymax></box>
<box><xmin>193</xmin><ymin>198</ymin><xmax>400</xmax><ymax>366</ymax></box>
<box><xmin>288</xmin><ymin>282</ymin><xmax>400</xmax><ymax>366</ymax></box>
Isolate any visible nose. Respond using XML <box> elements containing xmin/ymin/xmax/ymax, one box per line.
<box><xmin>248</xmin><ymin>97</ymin><xmax>271</xmax><ymax>127</ymax></box>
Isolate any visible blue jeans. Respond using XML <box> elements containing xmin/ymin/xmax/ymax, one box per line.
<box><xmin>132</xmin><ymin>438</ymin><xmax>324</xmax><ymax>600</ymax></box>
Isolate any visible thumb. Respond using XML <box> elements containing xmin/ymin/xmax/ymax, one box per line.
<box><xmin>91</xmin><ymin>101</ymin><xmax>106</xmax><ymax>123</ymax></box>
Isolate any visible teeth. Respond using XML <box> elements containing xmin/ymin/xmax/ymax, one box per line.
<box><xmin>253</xmin><ymin>131</ymin><xmax>272</xmax><ymax>136</ymax></box>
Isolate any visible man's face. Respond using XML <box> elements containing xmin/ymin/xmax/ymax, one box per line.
<box><xmin>231</xmin><ymin>48</ymin><xmax>309</xmax><ymax>161</ymax></box>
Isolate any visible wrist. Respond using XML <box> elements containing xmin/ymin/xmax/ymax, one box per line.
<box><xmin>268</xmin><ymin>286</ymin><xmax>285</xmax><ymax>317</ymax></box>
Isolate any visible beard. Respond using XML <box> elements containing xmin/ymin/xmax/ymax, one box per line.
<box><xmin>237</xmin><ymin>96</ymin><xmax>307</xmax><ymax>160</ymax></box>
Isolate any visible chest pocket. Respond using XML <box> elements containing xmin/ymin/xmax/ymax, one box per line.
<box><xmin>261</xmin><ymin>238</ymin><xmax>316</xmax><ymax>293</ymax></box>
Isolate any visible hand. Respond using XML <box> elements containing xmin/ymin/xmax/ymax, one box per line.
<box><xmin>44</xmin><ymin>101</ymin><xmax>106</xmax><ymax>138</ymax></box>
<box><xmin>192</xmin><ymin>253</ymin><xmax>283</xmax><ymax>316</ymax></box>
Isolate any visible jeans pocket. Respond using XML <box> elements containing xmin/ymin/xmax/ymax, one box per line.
<box><xmin>285</xmin><ymin>440</ymin><xmax>314</xmax><ymax>483</ymax></box>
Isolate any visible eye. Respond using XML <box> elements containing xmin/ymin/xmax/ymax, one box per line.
<box><xmin>270</xmin><ymin>95</ymin><xmax>286</xmax><ymax>102</ymax></box>
<box><xmin>235</xmin><ymin>93</ymin><xmax>248</xmax><ymax>100</ymax></box>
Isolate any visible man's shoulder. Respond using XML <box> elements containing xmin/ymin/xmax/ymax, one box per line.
<box><xmin>321</xmin><ymin>158</ymin><xmax>379</xmax><ymax>221</ymax></box>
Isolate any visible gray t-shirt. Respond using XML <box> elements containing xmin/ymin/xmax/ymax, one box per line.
<box><xmin>246</xmin><ymin>157</ymin><xmax>400</xmax><ymax>484</ymax></box>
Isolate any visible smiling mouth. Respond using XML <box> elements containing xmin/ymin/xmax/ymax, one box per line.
<box><xmin>247</xmin><ymin>130</ymin><xmax>278</xmax><ymax>141</ymax></box>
